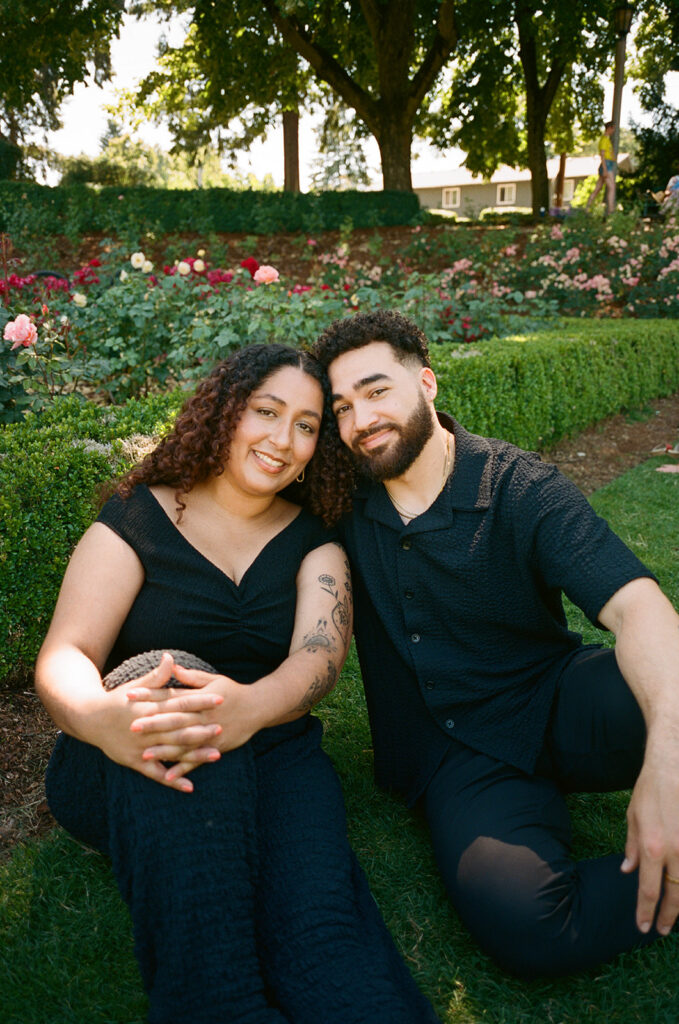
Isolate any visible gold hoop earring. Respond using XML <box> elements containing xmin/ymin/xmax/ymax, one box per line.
<box><xmin>296</xmin><ymin>468</ymin><xmax>305</xmax><ymax>483</ymax></box>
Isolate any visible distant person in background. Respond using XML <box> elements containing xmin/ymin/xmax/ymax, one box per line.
<box><xmin>661</xmin><ymin>163</ymin><xmax>679</xmax><ymax>216</ymax></box>
<box><xmin>586</xmin><ymin>122</ymin><xmax>616</xmax><ymax>216</ymax></box>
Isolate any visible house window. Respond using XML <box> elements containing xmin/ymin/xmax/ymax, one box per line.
<box><xmin>563</xmin><ymin>178</ymin><xmax>575</xmax><ymax>202</ymax></box>
<box><xmin>496</xmin><ymin>183</ymin><xmax>516</xmax><ymax>205</ymax></box>
<box><xmin>442</xmin><ymin>187</ymin><xmax>460</xmax><ymax>209</ymax></box>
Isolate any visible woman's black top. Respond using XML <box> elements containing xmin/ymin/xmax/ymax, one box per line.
<box><xmin>98</xmin><ymin>485</ymin><xmax>333</xmax><ymax>683</ymax></box>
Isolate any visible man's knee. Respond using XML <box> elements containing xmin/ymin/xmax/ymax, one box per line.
<box><xmin>453</xmin><ymin>836</ymin><xmax>579</xmax><ymax>977</ymax></box>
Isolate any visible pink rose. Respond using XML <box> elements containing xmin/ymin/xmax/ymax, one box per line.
<box><xmin>253</xmin><ymin>265</ymin><xmax>279</xmax><ymax>284</ymax></box>
<box><xmin>4</xmin><ymin>313</ymin><xmax>38</xmax><ymax>350</ymax></box>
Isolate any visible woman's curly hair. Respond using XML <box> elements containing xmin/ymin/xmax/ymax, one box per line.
<box><xmin>113</xmin><ymin>344</ymin><xmax>355</xmax><ymax>525</ymax></box>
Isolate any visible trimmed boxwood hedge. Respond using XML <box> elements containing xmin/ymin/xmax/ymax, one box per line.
<box><xmin>433</xmin><ymin>319</ymin><xmax>679</xmax><ymax>449</ymax></box>
<box><xmin>0</xmin><ymin>182</ymin><xmax>420</xmax><ymax>237</ymax></box>
<box><xmin>0</xmin><ymin>393</ymin><xmax>182</xmax><ymax>688</ymax></box>
<box><xmin>1</xmin><ymin>318</ymin><xmax>678</xmax><ymax>687</ymax></box>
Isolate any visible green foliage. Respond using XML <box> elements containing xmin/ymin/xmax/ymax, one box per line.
<box><xmin>132</xmin><ymin>1</ymin><xmax>458</xmax><ymax>190</ymax></box>
<box><xmin>0</xmin><ymin>0</ymin><xmax>124</xmax><ymax>153</ymax></box>
<box><xmin>424</xmin><ymin>1</ymin><xmax>613</xmax><ymax>213</ymax></box>
<box><xmin>433</xmin><ymin>319</ymin><xmax>679</xmax><ymax>449</ymax></box>
<box><xmin>0</xmin><ymin>393</ymin><xmax>183</xmax><ymax>686</ymax></box>
<box><xmin>0</xmin><ymin>182</ymin><xmax>419</xmax><ymax>238</ymax></box>
<box><xmin>58</xmin><ymin>126</ymin><xmax>276</xmax><ymax>190</ymax></box>
<box><xmin>628</xmin><ymin>103</ymin><xmax>679</xmax><ymax>195</ymax></box>
<box><xmin>0</xmin><ymin>305</ymin><xmax>101</xmax><ymax>421</ymax></box>
<box><xmin>478</xmin><ymin>207</ymin><xmax>534</xmax><ymax>224</ymax></box>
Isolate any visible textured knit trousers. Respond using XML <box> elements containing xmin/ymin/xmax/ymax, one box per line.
<box><xmin>46</xmin><ymin>716</ymin><xmax>439</xmax><ymax>1024</ymax></box>
<box><xmin>422</xmin><ymin>647</ymin><xmax>662</xmax><ymax>977</ymax></box>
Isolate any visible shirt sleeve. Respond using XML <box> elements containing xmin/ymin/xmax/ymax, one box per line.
<box><xmin>513</xmin><ymin>461</ymin><xmax>656</xmax><ymax>627</ymax></box>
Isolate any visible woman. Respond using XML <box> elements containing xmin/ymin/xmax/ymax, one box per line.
<box><xmin>36</xmin><ymin>344</ymin><xmax>439</xmax><ymax>1024</ymax></box>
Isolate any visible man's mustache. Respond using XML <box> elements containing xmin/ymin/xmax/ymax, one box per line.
<box><xmin>353</xmin><ymin>423</ymin><xmax>400</xmax><ymax>449</ymax></box>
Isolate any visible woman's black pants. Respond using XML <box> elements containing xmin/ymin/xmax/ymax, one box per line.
<box><xmin>46</xmin><ymin>716</ymin><xmax>439</xmax><ymax>1024</ymax></box>
<box><xmin>422</xmin><ymin>647</ymin><xmax>661</xmax><ymax>977</ymax></box>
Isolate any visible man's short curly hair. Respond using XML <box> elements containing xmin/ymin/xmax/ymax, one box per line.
<box><xmin>311</xmin><ymin>309</ymin><xmax>431</xmax><ymax>370</ymax></box>
<box><xmin>113</xmin><ymin>343</ymin><xmax>346</xmax><ymax>524</ymax></box>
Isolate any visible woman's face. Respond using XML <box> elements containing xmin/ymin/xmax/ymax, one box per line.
<box><xmin>224</xmin><ymin>365</ymin><xmax>323</xmax><ymax>496</ymax></box>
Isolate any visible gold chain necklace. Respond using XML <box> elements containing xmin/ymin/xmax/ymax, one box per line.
<box><xmin>385</xmin><ymin>431</ymin><xmax>452</xmax><ymax>522</ymax></box>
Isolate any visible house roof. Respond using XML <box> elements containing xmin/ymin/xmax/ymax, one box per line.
<box><xmin>412</xmin><ymin>154</ymin><xmax>632</xmax><ymax>189</ymax></box>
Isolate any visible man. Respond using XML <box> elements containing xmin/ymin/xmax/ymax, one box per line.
<box><xmin>311</xmin><ymin>309</ymin><xmax>679</xmax><ymax>978</ymax></box>
<box><xmin>586</xmin><ymin>121</ymin><xmax>616</xmax><ymax>215</ymax></box>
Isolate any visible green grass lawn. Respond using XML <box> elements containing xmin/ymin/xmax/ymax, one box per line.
<box><xmin>1</xmin><ymin>456</ymin><xmax>678</xmax><ymax>1024</ymax></box>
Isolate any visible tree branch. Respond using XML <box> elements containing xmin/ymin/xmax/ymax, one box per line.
<box><xmin>261</xmin><ymin>0</ymin><xmax>379</xmax><ymax>131</ymax></box>
<box><xmin>409</xmin><ymin>0</ymin><xmax>458</xmax><ymax>117</ymax></box>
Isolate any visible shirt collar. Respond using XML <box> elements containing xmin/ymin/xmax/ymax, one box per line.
<box><xmin>353</xmin><ymin>412</ymin><xmax>494</xmax><ymax>531</ymax></box>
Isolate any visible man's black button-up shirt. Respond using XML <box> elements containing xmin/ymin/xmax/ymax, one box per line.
<box><xmin>340</xmin><ymin>415</ymin><xmax>655</xmax><ymax>805</ymax></box>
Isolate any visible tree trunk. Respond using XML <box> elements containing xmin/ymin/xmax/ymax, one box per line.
<box><xmin>526</xmin><ymin>127</ymin><xmax>549</xmax><ymax>217</ymax></box>
<box><xmin>282</xmin><ymin>109</ymin><xmax>300</xmax><ymax>193</ymax></box>
<box><xmin>375</xmin><ymin>118</ymin><xmax>413</xmax><ymax>190</ymax></box>
<box><xmin>554</xmin><ymin>151</ymin><xmax>567</xmax><ymax>209</ymax></box>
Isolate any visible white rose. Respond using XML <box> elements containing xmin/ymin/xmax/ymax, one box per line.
<box><xmin>193</xmin><ymin>258</ymin><xmax>206</xmax><ymax>273</ymax></box>
<box><xmin>119</xmin><ymin>269</ymin><xmax>129</xmax><ymax>282</ymax></box>
<box><xmin>142</xmin><ymin>260</ymin><xmax>154</xmax><ymax>273</ymax></box>
<box><xmin>72</xmin><ymin>292</ymin><xmax>87</xmax><ymax>308</ymax></box>
<box><xmin>177</xmin><ymin>261</ymin><xmax>191</xmax><ymax>276</ymax></box>
<box><xmin>197</xmin><ymin>249</ymin><xmax>206</xmax><ymax>257</ymax></box>
<box><xmin>130</xmin><ymin>252</ymin><xmax>146</xmax><ymax>269</ymax></box>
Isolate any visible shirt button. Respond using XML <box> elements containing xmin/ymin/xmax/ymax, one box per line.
<box><xmin>445</xmin><ymin>719</ymin><xmax>455</xmax><ymax>729</ymax></box>
<box><xmin>425</xmin><ymin>680</ymin><xmax>435</xmax><ymax>690</ymax></box>
<box><xmin>410</xmin><ymin>633</ymin><xmax>420</xmax><ymax>644</ymax></box>
<box><xmin>401</xmin><ymin>538</ymin><xmax>412</xmax><ymax>550</ymax></box>
<box><xmin>404</xmin><ymin>589</ymin><xmax>414</xmax><ymax>600</ymax></box>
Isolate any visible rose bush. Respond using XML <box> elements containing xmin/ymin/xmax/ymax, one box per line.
<box><xmin>2</xmin><ymin>213</ymin><xmax>678</xmax><ymax>417</ymax></box>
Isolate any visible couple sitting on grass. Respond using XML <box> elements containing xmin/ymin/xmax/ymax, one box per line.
<box><xmin>36</xmin><ymin>310</ymin><xmax>679</xmax><ymax>1023</ymax></box>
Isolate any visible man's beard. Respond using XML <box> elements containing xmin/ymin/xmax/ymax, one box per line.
<box><xmin>352</xmin><ymin>391</ymin><xmax>435</xmax><ymax>482</ymax></box>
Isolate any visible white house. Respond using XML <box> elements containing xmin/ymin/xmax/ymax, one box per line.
<box><xmin>412</xmin><ymin>155</ymin><xmax>633</xmax><ymax>217</ymax></box>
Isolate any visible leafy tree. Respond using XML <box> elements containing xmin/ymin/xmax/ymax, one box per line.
<box><xmin>630</xmin><ymin>0</ymin><xmax>679</xmax><ymax>112</ymax></box>
<box><xmin>628</xmin><ymin>103</ymin><xmax>679</xmax><ymax>194</ymax></box>
<box><xmin>425</xmin><ymin>1</ymin><xmax>613</xmax><ymax>216</ymax></box>
<box><xmin>124</xmin><ymin>1</ymin><xmax>317</xmax><ymax>191</ymax></box>
<box><xmin>0</xmin><ymin>0</ymin><xmax>125</xmax><ymax>174</ymax></box>
<box><xmin>58</xmin><ymin>121</ymin><xmax>276</xmax><ymax>188</ymax></box>
<box><xmin>128</xmin><ymin>1</ymin><xmax>460</xmax><ymax>191</ymax></box>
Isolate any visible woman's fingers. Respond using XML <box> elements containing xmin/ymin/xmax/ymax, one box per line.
<box><xmin>142</xmin><ymin>744</ymin><xmax>221</xmax><ymax>765</ymax></box>
<box><xmin>130</xmin><ymin>713</ymin><xmax>222</xmax><ymax>738</ymax></box>
<box><xmin>126</xmin><ymin>688</ymin><xmax>224</xmax><ymax>712</ymax></box>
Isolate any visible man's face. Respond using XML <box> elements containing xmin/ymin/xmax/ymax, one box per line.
<box><xmin>328</xmin><ymin>341</ymin><xmax>436</xmax><ymax>481</ymax></box>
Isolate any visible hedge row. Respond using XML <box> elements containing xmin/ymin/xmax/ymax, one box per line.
<box><xmin>1</xmin><ymin>318</ymin><xmax>678</xmax><ymax>687</ymax></box>
<box><xmin>434</xmin><ymin>319</ymin><xmax>679</xmax><ymax>449</ymax></box>
<box><xmin>1</xmin><ymin>182</ymin><xmax>420</xmax><ymax>237</ymax></box>
<box><xmin>0</xmin><ymin>393</ymin><xmax>183</xmax><ymax>688</ymax></box>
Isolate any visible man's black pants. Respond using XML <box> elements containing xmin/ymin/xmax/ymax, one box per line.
<box><xmin>422</xmin><ymin>647</ymin><xmax>661</xmax><ymax>977</ymax></box>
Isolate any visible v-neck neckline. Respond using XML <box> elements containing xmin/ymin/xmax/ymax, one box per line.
<box><xmin>142</xmin><ymin>485</ymin><xmax>303</xmax><ymax>589</ymax></box>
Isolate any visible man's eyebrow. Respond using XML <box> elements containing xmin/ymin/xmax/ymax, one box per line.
<box><xmin>255</xmin><ymin>393</ymin><xmax>321</xmax><ymax>420</ymax></box>
<box><xmin>331</xmin><ymin>373</ymin><xmax>392</xmax><ymax>402</ymax></box>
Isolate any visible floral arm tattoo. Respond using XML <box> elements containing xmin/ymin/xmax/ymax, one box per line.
<box><xmin>294</xmin><ymin>548</ymin><xmax>352</xmax><ymax>712</ymax></box>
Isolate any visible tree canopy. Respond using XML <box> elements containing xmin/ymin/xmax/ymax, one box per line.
<box><xmin>0</xmin><ymin>0</ymin><xmax>124</xmax><ymax>151</ymax></box>
<box><xmin>424</xmin><ymin>1</ymin><xmax>614</xmax><ymax>214</ymax></box>
<box><xmin>127</xmin><ymin>0</ymin><xmax>461</xmax><ymax>190</ymax></box>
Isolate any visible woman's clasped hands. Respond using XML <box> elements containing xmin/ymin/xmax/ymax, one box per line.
<box><xmin>105</xmin><ymin>652</ymin><xmax>226</xmax><ymax>792</ymax></box>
